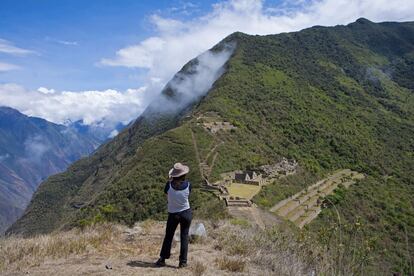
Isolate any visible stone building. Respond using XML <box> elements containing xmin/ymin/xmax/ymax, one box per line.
<box><xmin>259</xmin><ymin>158</ymin><xmax>298</xmax><ymax>178</ymax></box>
<box><xmin>233</xmin><ymin>171</ymin><xmax>264</xmax><ymax>186</ymax></box>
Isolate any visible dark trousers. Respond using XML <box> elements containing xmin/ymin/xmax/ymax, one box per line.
<box><xmin>160</xmin><ymin>208</ymin><xmax>192</xmax><ymax>263</ymax></box>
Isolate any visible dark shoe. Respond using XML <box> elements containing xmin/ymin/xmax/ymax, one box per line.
<box><xmin>178</xmin><ymin>262</ymin><xmax>187</xmax><ymax>268</ymax></box>
<box><xmin>155</xmin><ymin>258</ymin><xmax>166</xmax><ymax>267</ymax></box>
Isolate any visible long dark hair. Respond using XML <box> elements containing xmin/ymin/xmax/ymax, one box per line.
<box><xmin>171</xmin><ymin>174</ymin><xmax>186</xmax><ymax>189</ymax></box>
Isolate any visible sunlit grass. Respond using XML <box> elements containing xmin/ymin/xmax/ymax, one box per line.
<box><xmin>227</xmin><ymin>183</ymin><xmax>261</xmax><ymax>199</ymax></box>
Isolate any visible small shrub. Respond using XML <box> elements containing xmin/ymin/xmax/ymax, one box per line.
<box><xmin>192</xmin><ymin>261</ymin><xmax>207</xmax><ymax>276</ymax></box>
<box><xmin>140</xmin><ymin>219</ymin><xmax>157</xmax><ymax>233</ymax></box>
<box><xmin>216</xmin><ymin>256</ymin><xmax>245</xmax><ymax>272</ymax></box>
<box><xmin>189</xmin><ymin>235</ymin><xmax>206</xmax><ymax>244</ymax></box>
<box><xmin>217</xmin><ymin>232</ymin><xmax>251</xmax><ymax>256</ymax></box>
<box><xmin>230</xmin><ymin>218</ymin><xmax>250</xmax><ymax>228</ymax></box>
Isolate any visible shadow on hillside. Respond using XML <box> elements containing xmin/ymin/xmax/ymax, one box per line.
<box><xmin>127</xmin><ymin>260</ymin><xmax>176</xmax><ymax>269</ymax></box>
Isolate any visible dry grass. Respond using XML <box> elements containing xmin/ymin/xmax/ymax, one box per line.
<box><xmin>140</xmin><ymin>219</ymin><xmax>157</xmax><ymax>233</ymax></box>
<box><xmin>0</xmin><ymin>223</ymin><xmax>142</xmax><ymax>273</ymax></box>
<box><xmin>216</xmin><ymin>256</ymin><xmax>245</xmax><ymax>272</ymax></box>
<box><xmin>216</xmin><ymin>231</ymin><xmax>251</xmax><ymax>256</ymax></box>
<box><xmin>213</xmin><ymin>222</ymin><xmax>333</xmax><ymax>275</ymax></box>
<box><xmin>0</xmin><ymin>219</ymin><xmax>347</xmax><ymax>275</ymax></box>
<box><xmin>229</xmin><ymin>218</ymin><xmax>250</xmax><ymax>228</ymax></box>
<box><xmin>192</xmin><ymin>260</ymin><xmax>207</xmax><ymax>276</ymax></box>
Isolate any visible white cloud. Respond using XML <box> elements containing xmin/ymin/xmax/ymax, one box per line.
<box><xmin>100</xmin><ymin>0</ymin><xmax>414</xmax><ymax>99</ymax></box>
<box><xmin>24</xmin><ymin>135</ymin><xmax>50</xmax><ymax>161</ymax></box>
<box><xmin>56</xmin><ymin>40</ymin><xmax>78</xmax><ymax>46</ymax></box>
<box><xmin>45</xmin><ymin>36</ymin><xmax>79</xmax><ymax>46</ymax></box>
<box><xmin>0</xmin><ymin>39</ymin><xmax>35</xmax><ymax>72</ymax></box>
<box><xmin>108</xmin><ymin>129</ymin><xmax>119</xmax><ymax>138</ymax></box>
<box><xmin>37</xmin><ymin>87</ymin><xmax>55</xmax><ymax>94</ymax></box>
<box><xmin>0</xmin><ymin>62</ymin><xmax>20</xmax><ymax>72</ymax></box>
<box><xmin>0</xmin><ymin>39</ymin><xmax>35</xmax><ymax>56</ymax></box>
<box><xmin>150</xmin><ymin>45</ymin><xmax>234</xmax><ymax>113</ymax></box>
<box><xmin>169</xmin><ymin>1</ymin><xmax>199</xmax><ymax>16</ymax></box>
<box><xmin>0</xmin><ymin>83</ymin><xmax>147</xmax><ymax>127</ymax></box>
<box><xmin>0</xmin><ymin>153</ymin><xmax>10</xmax><ymax>162</ymax></box>
<box><xmin>100</xmin><ymin>37</ymin><xmax>166</xmax><ymax>68</ymax></box>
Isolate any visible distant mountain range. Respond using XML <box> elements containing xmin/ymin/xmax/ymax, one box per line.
<box><xmin>0</xmin><ymin>106</ymin><xmax>101</xmax><ymax>233</ymax></box>
<box><xmin>66</xmin><ymin>119</ymin><xmax>128</xmax><ymax>142</ymax></box>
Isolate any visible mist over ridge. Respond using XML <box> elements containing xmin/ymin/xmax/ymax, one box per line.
<box><xmin>144</xmin><ymin>43</ymin><xmax>235</xmax><ymax>115</ymax></box>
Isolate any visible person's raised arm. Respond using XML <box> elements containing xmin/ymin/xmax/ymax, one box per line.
<box><xmin>164</xmin><ymin>181</ymin><xmax>169</xmax><ymax>198</ymax></box>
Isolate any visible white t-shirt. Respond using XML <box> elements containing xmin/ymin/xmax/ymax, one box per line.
<box><xmin>165</xmin><ymin>181</ymin><xmax>191</xmax><ymax>213</ymax></box>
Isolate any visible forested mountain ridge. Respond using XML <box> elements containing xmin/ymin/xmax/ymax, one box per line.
<box><xmin>8</xmin><ymin>18</ymin><xmax>414</xmax><ymax>274</ymax></box>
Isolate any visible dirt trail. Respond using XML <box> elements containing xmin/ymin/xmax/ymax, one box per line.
<box><xmin>190</xmin><ymin>128</ymin><xmax>223</xmax><ymax>182</ymax></box>
<box><xmin>207</xmin><ymin>152</ymin><xmax>219</xmax><ymax>178</ymax></box>
<box><xmin>227</xmin><ymin>206</ymin><xmax>281</xmax><ymax>230</ymax></box>
<box><xmin>190</xmin><ymin>129</ymin><xmax>204</xmax><ymax>180</ymax></box>
<box><xmin>204</xmin><ymin>140</ymin><xmax>223</xmax><ymax>163</ymax></box>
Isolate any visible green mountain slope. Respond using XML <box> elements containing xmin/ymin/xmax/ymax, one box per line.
<box><xmin>8</xmin><ymin>19</ymin><xmax>414</xmax><ymax>273</ymax></box>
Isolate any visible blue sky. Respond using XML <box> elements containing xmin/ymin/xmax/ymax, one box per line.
<box><xmin>0</xmin><ymin>0</ymin><xmax>413</xmax><ymax>129</ymax></box>
<box><xmin>0</xmin><ymin>0</ymin><xmax>223</xmax><ymax>90</ymax></box>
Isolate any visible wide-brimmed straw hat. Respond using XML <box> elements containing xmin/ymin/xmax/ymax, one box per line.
<box><xmin>168</xmin><ymin>162</ymin><xmax>190</xmax><ymax>178</ymax></box>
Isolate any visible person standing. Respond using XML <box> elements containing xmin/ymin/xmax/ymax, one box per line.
<box><xmin>155</xmin><ymin>162</ymin><xmax>192</xmax><ymax>268</ymax></box>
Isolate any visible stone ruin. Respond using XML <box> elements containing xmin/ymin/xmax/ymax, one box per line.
<box><xmin>259</xmin><ymin>158</ymin><xmax>298</xmax><ymax>178</ymax></box>
<box><xmin>224</xmin><ymin>197</ymin><xmax>252</xmax><ymax>207</ymax></box>
<box><xmin>202</xmin><ymin>121</ymin><xmax>237</xmax><ymax>134</ymax></box>
<box><xmin>195</xmin><ymin>112</ymin><xmax>237</xmax><ymax>134</ymax></box>
<box><xmin>233</xmin><ymin>170</ymin><xmax>264</xmax><ymax>186</ymax></box>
